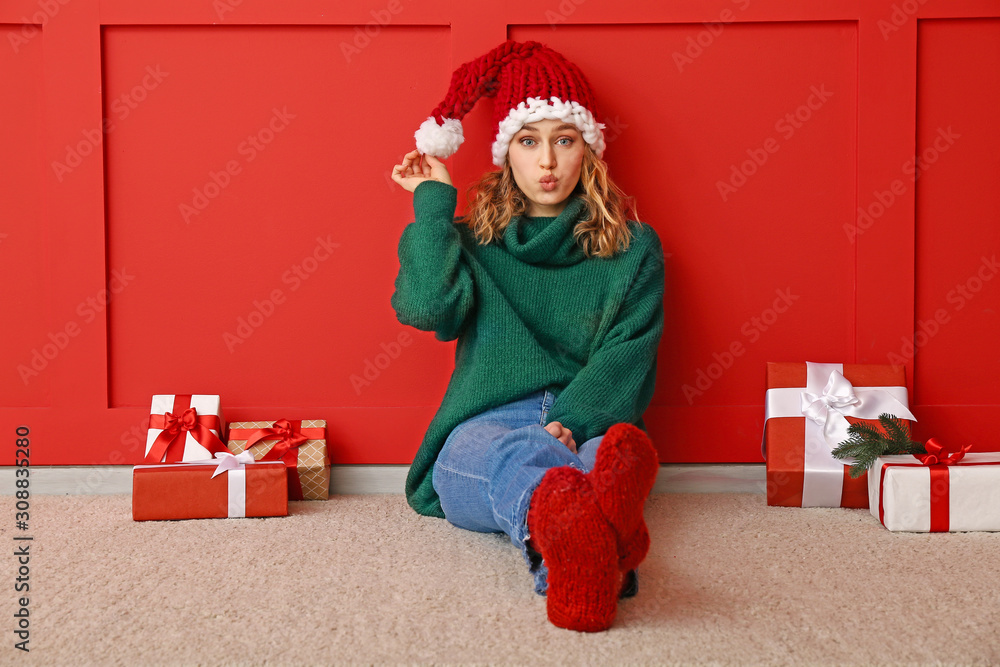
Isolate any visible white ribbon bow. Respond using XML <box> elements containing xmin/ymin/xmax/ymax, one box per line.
<box><xmin>801</xmin><ymin>370</ymin><xmax>861</xmax><ymax>425</ymax></box>
<box><xmin>210</xmin><ymin>450</ymin><xmax>257</xmax><ymax>478</ymax></box>
<box><xmin>798</xmin><ymin>370</ymin><xmax>916</xmax><ymax>453</ymax></box>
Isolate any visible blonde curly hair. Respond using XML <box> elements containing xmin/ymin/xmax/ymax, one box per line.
<box><xmin>460</xmin><ymin>145</ymin><xmax>642</xmax><ymax>259</ymax></box>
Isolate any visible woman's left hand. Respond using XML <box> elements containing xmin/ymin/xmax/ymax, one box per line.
<box><xmin>543</xmin><ymin>421</ymin><xmax>577</xmax><ymax>454</ymax></box>
<box><xmin>391</xmin><ymin>150</ymin><xmax>453</xmax><ymax>193</ymax></box>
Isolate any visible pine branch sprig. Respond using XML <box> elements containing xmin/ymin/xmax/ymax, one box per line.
<box><xmin>831</xmin><ymin>413</ymin><xmax>925</xmax><ymax>478</ymax></box>
<box><xmin>881</xmin><ymin>412</ymin><xmax>913</xmax><ymax>450</ymax></box>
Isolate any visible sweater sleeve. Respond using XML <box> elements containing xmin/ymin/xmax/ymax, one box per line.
<box><xmin>390</xmin><ymin>180</ymin><xmax>475</xmax><ymax>342</ymax></box>
<box><xmin>543</xmin><ymin>227</ymin><xmax>666</xmax><ymax>443</ymax></box>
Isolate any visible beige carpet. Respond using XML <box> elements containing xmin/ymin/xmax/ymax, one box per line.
<box><xmin>6</xmin><ymin>493</ymin><xmax>999</xmax><ymax>665</ymax></box>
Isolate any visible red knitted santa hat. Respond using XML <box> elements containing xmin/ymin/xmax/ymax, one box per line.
<box><xmin>413</xmin><ymin>40</ymin><xmax>607</xmax><ymax>168</ymax></box>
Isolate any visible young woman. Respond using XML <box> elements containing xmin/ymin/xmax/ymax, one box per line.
<box><xmin>389</xmin><ymin>40</ymin><xmax>665</xmax><ymax>632</ymax></box>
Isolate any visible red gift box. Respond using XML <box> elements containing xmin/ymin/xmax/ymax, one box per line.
<box><xmin>763</xmin><ymin>361</ymin><xmax>915</xmax><ymax>508</ymax></box>
<box><xmin>132</xmin><ymin>458</ymin><xmax>288</xmax><ymax>521</ymax></box>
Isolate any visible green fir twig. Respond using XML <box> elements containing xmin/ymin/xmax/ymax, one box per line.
<box><xmin>831</xmin><ymin>413</ymin><xmax>925</xmax><ymax>478</ymax></box>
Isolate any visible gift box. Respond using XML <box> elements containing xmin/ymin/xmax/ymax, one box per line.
<box><xmin>226</xmin><ymin>419</ymin><xmax>330</xmax><ymax>500</ymax></box>
<box><xmin>144</xmin><ymin>394</ymin><xmax>229</xmax><ymax>463</ymax></box>
<box><xmin>763</xmin><ymin>362</ymin><xmax>916</xmax><ymax>508</ymax></box>
<box><xmin>870</xmin><ymin>451</ymin><xmax>1000</xmax><ymax>531</ymax></box>
<box><xmin>132</xmin><ymin>454</ymin><xmax>288</xmax><ymax>521</ymax></box>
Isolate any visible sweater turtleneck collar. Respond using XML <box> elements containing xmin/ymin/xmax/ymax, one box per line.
<box><xmin>502</xmin><ymin>195</ymin><xmax>588</xmax><ymax>266</ymax></box>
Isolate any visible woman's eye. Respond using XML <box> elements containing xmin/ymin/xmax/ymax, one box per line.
<box><xmin>519</xmin><ymin>137</ymin><xmax>574</xmax><ymax>147</ymax></box>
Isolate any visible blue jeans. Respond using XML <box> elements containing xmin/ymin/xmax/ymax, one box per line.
<box><xmin>431</xmin><ymin>388</ymin><xmax>605</xmax><ymax>595</ymax></box>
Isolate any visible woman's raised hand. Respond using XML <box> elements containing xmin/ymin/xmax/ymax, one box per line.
<box><xmin>544</xmin><ymin>421</ymin><xmax>577</xmax><ymax>454</ymax></box>
<box><xmin>391</xmin><ymin>149</ymin><xmax>453</xmax><ymax>193</ymax></box>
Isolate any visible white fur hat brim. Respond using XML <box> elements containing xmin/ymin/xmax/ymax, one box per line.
<box><xmin>492</xmin><ymin>96</ymin><xmax>606</xmax><ymax>167</ymax></box>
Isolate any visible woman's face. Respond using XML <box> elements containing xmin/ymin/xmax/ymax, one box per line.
<box><xmin>508</xmin><ymin>118</ymin><xmax>585</xmax><ymax>217</ymax></box>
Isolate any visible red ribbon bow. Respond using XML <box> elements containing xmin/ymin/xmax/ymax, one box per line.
<box><xmin>245</xmin><ymin>419</ymin><xmax>310</xmax><ymax>461</ymax></box>
<box><xmin>145</xmin><ymin>405</ymin><xmax>227</xmax><ymax>463</ymax></box>
<box><xmin>916</xmin><ymin>437</ymin><xmax>973</xmax><ymax>466</ymax></box>
<box><xmin>162</xmin><ymin>408</ymin><xmax>198</xmax><ymax>434</ymax></box>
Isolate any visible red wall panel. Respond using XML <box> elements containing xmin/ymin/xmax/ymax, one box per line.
<box><xmin>912</xmin><ymin>18</ymin><xmax>1000</xmax><ymax>445</ymax></box>
<box><xmin>2</xmin><ymin>23</ymin><xmax>49</xmax><ymax>407</ymax></box>
<box><xmin>2</xmin><ymin>0</ymin><xmax>998</xmax><ymax>466</ymax></box>
<box><xmin>102</xmin><ymin>25</ymin><xmax>455</xmax><ymax>413</ymax></box>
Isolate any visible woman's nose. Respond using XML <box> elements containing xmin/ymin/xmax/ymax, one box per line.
<box><xmin>540</xmin><ymin>143</ymin><xmax>556</xmax><ymax>168</ymax></box>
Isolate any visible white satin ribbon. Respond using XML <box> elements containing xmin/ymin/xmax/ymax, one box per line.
<box><xmin>764</xmin><ymin>362</ymin><xmax>917</xmax><ymax>507</ymax></box>
<box><xmin>227</xmin><ymin>468</ymin><xmax>246</xmax><ymax>518</ymax></box>
<box><xmin>211</xmin><ymin>451</ymin><xmax>257</xmax><ymax>518</ymax></box>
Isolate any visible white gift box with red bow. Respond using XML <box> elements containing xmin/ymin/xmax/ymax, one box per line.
<box><xmin>869</xmin><ymin>448</ymin><xmax>1000</xmax><ymax>532</ymax></box>
<box><xmin>143</xmin><ymin>394</ymin><xmax>228</xmax><ymax>463</ymax></box>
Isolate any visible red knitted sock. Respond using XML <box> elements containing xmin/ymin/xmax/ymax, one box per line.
<box><xmin>585</xmin><ymin>423</ymin><xmax>659</xmax><ymax>573</ymax></box>
<box><xmin>526</xmin><ymin>466</ymin><xmax>619</xmax><ymax>632</ymax></box>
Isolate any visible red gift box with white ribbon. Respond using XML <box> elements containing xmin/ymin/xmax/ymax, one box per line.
<box><xmin>870</xmin><ymin>442</ymin><xmax>1000</xmax><ymax>532</ymax></box>
<box><xmin>763</xmin><ymin>361</ymin><xmax>916</xmax><ymax>508</ymax></box>
<box><xmin>132</xmin><ymin>452</ymin><xmax>288</xmax><ymax>521</ymax></box>
<box><xmin>143</xmin><ymin>394</ymin><xmax>230</xmax><ymax>463</ymax></box>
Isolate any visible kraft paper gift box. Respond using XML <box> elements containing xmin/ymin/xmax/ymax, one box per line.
<box><xmin>144</xmin><ymin>394</ymin><xmax>230</xmax><ymax>463</ymax></box>
<box><xmin>763</xmin><ymin>361</ymin><xmax>916</xmax><ymax>508</ymax></box>
<box><xmin>226</xmin><ymin>419</ymin><xmax>330</xmax><ymax>500</ymax></box>
<box><xmin>132</xmin><ymin>453</ymin><xmax>288</xmax><ymax>521</ymax></box>
<box><xmin>870</xmin><ymin>450</ymin><xmax>1000</xmax><ymax>532</ymax></box>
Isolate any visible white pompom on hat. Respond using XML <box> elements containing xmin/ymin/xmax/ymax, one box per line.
<box><xmin>414</xmin><ymin>116</ymin><xmax>465</xmax><ymax>159</ymax></box>
<box><xmin>413</xmin><ymin>40</ymin><xmax>606</xmax><ymax>168</ymax></box>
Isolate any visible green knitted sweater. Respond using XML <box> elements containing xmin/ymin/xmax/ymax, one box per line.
<box><xmin>391</xmin><ymin>179</ymin><xmax>665</xmax><ymax>518</ymax></box>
